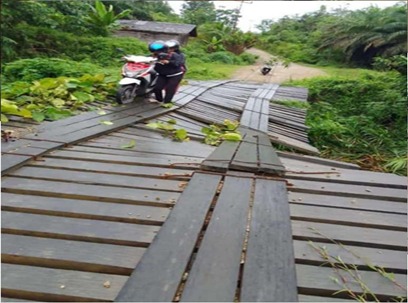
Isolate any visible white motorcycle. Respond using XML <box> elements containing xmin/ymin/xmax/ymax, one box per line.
<box><xmin>116</xmin><ymin>54</ymin><xmax>158</xmax><ymax>104</ymax></box>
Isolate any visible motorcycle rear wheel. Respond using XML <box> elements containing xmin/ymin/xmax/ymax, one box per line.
<box><xmin>116</xmin><ymin>85</ymin><xmax>137</xmax><ymax>104</ymax></box>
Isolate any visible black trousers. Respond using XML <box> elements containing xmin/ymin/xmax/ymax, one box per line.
<box><xmin>154</xmin><ymin>74</ymin><xmax>183</xmax><ymax>103</ymax></box>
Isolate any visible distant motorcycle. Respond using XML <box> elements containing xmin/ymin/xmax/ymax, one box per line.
<box><xmin>261</xmin><ymin>65</ymin><xmax>272</xmax><ymax>75</ymax></box>
<box><xmin>116</xmin><ymin>54</ymin><xmax>158</xmax><ymax>104</ymax></box>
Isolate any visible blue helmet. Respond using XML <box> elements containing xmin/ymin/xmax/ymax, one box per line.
<box><xmin>148</xmin><ymin>40</ymin><xmax>168</xmax><ymax>53</ymax></box>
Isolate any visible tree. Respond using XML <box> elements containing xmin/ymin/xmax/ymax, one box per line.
<box><xmin>216</xmin><ymin>8</ymin><xmax>241</xmax><ymax>28</ymax></box>
<box><xmin>319</xmin><ymin>4</ymin><xmax>407</xmax><ymax>65</ymax></box>
<box><xmin>86</xmin><ymin>0</ymin><xmax>131</xmax><ymax>36</ymax></box>
<box><xmin>180</xmin><ymin>0</ymin><xmax>216</xmax><ymax>25</ymax></box>
<box><xmin>102</xmin><ymin>0</ymin><xmax>178</xmax><ymax>21</ymax></box>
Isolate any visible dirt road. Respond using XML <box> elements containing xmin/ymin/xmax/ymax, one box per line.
<box><xmin>232</xmin><ymin>48</ymin><xmax>328</xmax><ymax>83</ymax></box>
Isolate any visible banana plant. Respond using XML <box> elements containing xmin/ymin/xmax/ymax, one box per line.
<box><xmin>86</xmin><ymin>0</ymin><xmax>131</xmax><ymax>34</ymax></box>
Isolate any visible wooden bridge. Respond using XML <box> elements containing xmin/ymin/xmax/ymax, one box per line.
<box><xmin>1</xmin><ymin>80</ymin><xmax>406</xmax><ymax>302</ymax></box>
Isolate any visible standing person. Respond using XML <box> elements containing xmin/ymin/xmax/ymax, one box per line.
<box><xmin>148</xmin><ymin>40</ymin><xmax>184</xmax><ymax>104</ymax></box>
<box><xmin>166</xmin><ymin>40</ymin><xmax>187</xmax><ymax>75</ymax></box>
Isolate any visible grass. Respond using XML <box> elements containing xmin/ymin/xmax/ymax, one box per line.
<box><xmin>312</xmin><ymin>65</ymin><xmax>385</xmax><ymax>80</ymax></box>
<box><xmin>184</xmin><ymin>63</ymin><xmax>241</xmax><ymax>80</ymax></box>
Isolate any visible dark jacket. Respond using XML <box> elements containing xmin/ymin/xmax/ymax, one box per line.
<box><xmin>154</xmin><ymin>52</ymin><xmax>184</xmax><ymax>77</ymax></box>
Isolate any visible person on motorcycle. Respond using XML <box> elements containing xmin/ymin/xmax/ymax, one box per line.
<box><xmin>148</xmin><ymin>40</ymin><xmax>184</xmax><ymax>104</ymax></box>
<box><xmin>261</xmin><ymin>65</ymin><xmax>272</xmax><ymax>75</ymax></box>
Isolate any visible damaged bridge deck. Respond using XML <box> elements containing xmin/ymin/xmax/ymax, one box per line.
<box><xmin>1</xmin><ymin>80</ymin><xmax>406</xmax><ymax>302</ymax></box>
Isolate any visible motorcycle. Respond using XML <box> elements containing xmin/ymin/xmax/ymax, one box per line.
<box><xmin>116</xmin><ymin>53</ymin><xmax>158</xmax><ymax>104</ymax></box>
<box><xmin>261</xmin><ymin>65</ymin><xmax>272</xmax><ymax>76</ymax></box>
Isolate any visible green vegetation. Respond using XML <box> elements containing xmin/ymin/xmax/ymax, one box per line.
<box><xmin>308</xmin><ymin>229</ymin><xmax>407</xmax><ymax>302</ymax></box>
<box><xmin>285</xmin><ymin>70</ymin><xmax>406</xmax><ymax>175</ymax></box>
<box><xmin>201</xmin><ymin>120</ymin><xmax>242</xmax><ymax>146</ymax></box>
<box><xmin>1</xmin><ymin>0</ymin><xmax>255</xmax><ymax>124</ymax></box>
<box><xmin>257</xmin><ymin>3</ymin><xmax>406</xmax><ymax>70</ymax></box>
<box><xmin>1</xmin><ymin>0</ymin><xmax>406</xmax><ymax>176</ymax></box>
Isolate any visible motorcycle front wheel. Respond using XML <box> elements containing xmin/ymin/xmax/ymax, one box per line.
<box><xmin>116</xmin><ymin>85</ymin><xmax>137</xmax><ymax>104</ymax></box>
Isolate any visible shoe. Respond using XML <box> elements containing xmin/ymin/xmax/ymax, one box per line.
<box><xmin>147</xmin><ymin>97</ymin><xmax>160</xmax><ymax>103</ymax></box>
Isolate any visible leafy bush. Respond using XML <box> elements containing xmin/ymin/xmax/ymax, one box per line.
<box><xmin>238</xmin><ymin>53</ymin><xmax>257</xmax><ymax>65</ymax></box>
<box><xmin>289</xmin><ymin>71</ymin><xmax>407</xmax><ymax>175</ymax></box>
<box><xmin>372</xmin><ymin>55</ymin><xmax>407</xmax><ymax>75</ymax></box>
<box><xmin>5</xmin><ymin>25</ymin><xmax>148</xmax><ymax>66</ymax></box>
<box><xmin>3</xmin><ymin>58</ymin><xmax>105</xmax><ymax>82</ymax></box>
<box><xmin>1</xmin><ymin>74</ymin><xmax>117</xmax><ymax>122</ymax></box>
<box><xmin>207</xmin><ymin>52</ymin><xmax>235</xmax><ymax>64</ymax></box>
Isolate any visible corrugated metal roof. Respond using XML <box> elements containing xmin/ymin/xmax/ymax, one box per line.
<box><xmin>118</xmin><ymin>20</ymin><xmax>197</xmax><ymax>37</ymax></box>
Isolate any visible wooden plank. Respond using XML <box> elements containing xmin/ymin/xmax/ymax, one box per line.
<box><xmin>240</xmin><ymin>110</ymin><xmax>252</xmax><ymax>126</ymax></box>
<box><xmin>282</xmin><ymin>158</ymin><xmax>406</xmax><ymax>188</ymax></box>
<box><xmin>248</xmin><ymin>111</ymin><xmax>261</xmax><ymax>130</ymax></box>
<box><xmin>291</xmin><ymin>220</ymin><xmax>406</xmax><ymax>251</ymax></box>
<box><xmin>278</xmin><ymin>151</ymin><xmax>360</xmax><ymax>169</ymax></box>
<box><xmin>2</xmin><ymin>139</ymin><xmax>62</xmax><ymax>153</ymax></box>
<box><xmin>46</xmin><ymin>105</ymin><xmax>178</xmax><ymax>144</ymax></box>
<box><xmin>2</xmin><ymin>211</ymin><xmax>159</xmax><ymax>246</ymax></box>
<box><xmin>230</xmin><ymin>141</ymin><xmax>258</xmax><ymax>172</ymax></box>
<box><xmin>46</xmin><ymin>150</ymin><xmax>202</xmax><ymax>169</ymax></box>
<box><xmin>288</xmin><ymin>192</ymin><xmax>407</xmax><ymax>215</ymax></box>
<box><xmin>1</xmin><ymin>264</ymin><xmax>128</xmax><ymax>301</ymax></box>
<box><xmin>35</xmin><ymin>105</ymin><xmax>126</xmax><ymax>132</ymax></box>
<box><xmin>36</xmin><ymin>102</ymin><xmax>148</xmax><ymax>137</ymax></box>
<box><xmin>180</xmin><ymin>176</ymin><xmax>253</xmax><ymax>302</ymax></box>
<box><xmin>28</xmin><ymin>158</ymin><xmax>193</xmax><ymax>179</ymax></box>
<box><xmin>86</xmin><ymin>131</ymin><xmax>212</xmax><ymax>153</ymax></box>
<box><xmin>257</xmin><ymin>135</ymin><xmax>285</xmax><ymax>175</ymax></box>
<box><xmin>258</xmin><ymin>113</ymin><xmax>269</xmax><ymax>132</ymax></box>
<box><xmin>298</xmin><ymin>295</ymin><xmax>355</xmax><ymax>302</ymax></box>
<box><xmin>241</xmin><ymin>180</ymin><xmax>298</xmax><ymax>302</ymax></box>
<box><xmin>2</xmin><ymin>177</ymin><xmax>179</xmax><ymax>207</ymax></box>
<box><xmin>79</xmin><ymin>136</ymin><xmax>213</xmax><ymax>158</ymax></box>
<box><xmin>9</xmin><ymin>167</ymin><xmax>183</xmax><ymax>193</ymax></box>
<box><xmin>1</xmin><ymin>193</ymin><xmax>170</xmax><ymax>225</ymax></box>
<box><xmin>263</xmin><ymin>83</ymin><xmax>279</xmax><ymax>100</ymax></box>
<box><xmin>268</xmin><ymin>130</ymin><xmax>320</xmax><ymax>155</ymax></box>
<box><xmin>296</xmin><ymin>264</ymin><xmax>406</xmax><ymax>299</ymax></box>
<box><xmin>287</xmin><ymin>178</ymin><xmax>407</xmax><ymax>202</ymax></box>
<box><xmin>201</xmin><ymin>141</ymin><xmax>239</xmax><ymax>172</ymax></box>
<box><xmin>1</xmin><ymin>298</ymin><xmax>39</xmax><ymax>302</ymax></box>
<box><xmin>293</xmin><ymin>240</ymin><xmax>407</xmax><ymax>273</ymax></box>
<box><xmin>2</xmin><ymin>234</ymin><xmax>145</xmax><ymax>275</ymax></box>
<box><xmin>290</xmin><ymin>203</ymin><xmax>406</xmax><ymax>231</ymax></box>
<box><xmin>115</xmin><ymin>173</ymin><xmax>222</xmax><ymax>302</ymax></box>
<box><xmin>2</xmin><ymin>155</ymin><xmax>32</xmax><ymax>175</ymax></box>
<box><xmin>62</xmin><ymin>145</ymin><xmax>205</xmax><ymax>163</ymax></box>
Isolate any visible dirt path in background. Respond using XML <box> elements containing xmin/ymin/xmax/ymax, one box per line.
<box><xmin>232</xmin><ymin>48</ymin><xmax>328</xmax><ymax>83</ymax></box>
